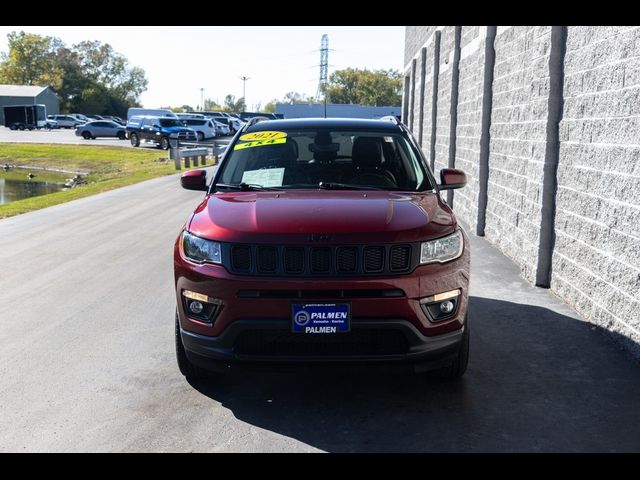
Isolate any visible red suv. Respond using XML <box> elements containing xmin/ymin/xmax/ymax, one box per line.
<box><xmin>174</xmin><ymin>118</ymin><xmax>470</xmax><ymax>379</ymax></box>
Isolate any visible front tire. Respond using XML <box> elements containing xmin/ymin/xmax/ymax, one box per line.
<box><xmin>130</xmin><ymin>133</ymin><xmax>140</xmax><ymax>147</ymax></box>
<box><xmin>197</xmin><ymin>131</ymin><xmax>204</xmax><ymax>141</ymax></box>
<box><xmin>175</xmin><ymin>311</ymin><xmax>210</xmax><ymax>379</ymax></box>
<box><xmin>434</xmin><ymin>319</ymin><xmax>469</xmax><ymax>380</ymax></box>
<box><xmin>117</xmin><ymin>131</ymin><xmax>126</xmax><ymax>140</ymax></box>
<box><xmin>82</xmin><ymin>131</ymin><xmax>92</xmax><ymax>140</ymax></box>
<box><xmin>159</xmin><ymin>136</ymin><xmax>170</xmax><ymax>150</ymax></box>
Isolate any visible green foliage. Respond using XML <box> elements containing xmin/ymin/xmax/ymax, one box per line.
<box><xmin>204</xmin><ymin>99</ymin><xmax>219</xmax><ymax>110</ymax></box>
<box><xmin>222</xmin><ymin>95</ymin><xmax>246</xmax><ymax>112</ymax></box>
<box><xmin>262</xmin><ymin>101</ymin><xmax>277</xmax><ymax>114</ymax></box>
<box><xmin>0</xmin><ymin>32</ymin><xmax>64</xmax><ymax>89</ymax></box>
<box><xmin>324</xmin><ymin>68</ymin><xmax>402</xmax><ymax>106</ymax></box>
<box><xmin>0</xmin><ymin>31</ymin><xmax>148</xmax><ymax>117</ymax></box>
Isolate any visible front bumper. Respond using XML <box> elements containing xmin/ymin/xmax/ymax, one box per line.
<box><xmin>181</xmin><ymin>320</ymin><xmax>465</xmax><ymax>373</ymax></box>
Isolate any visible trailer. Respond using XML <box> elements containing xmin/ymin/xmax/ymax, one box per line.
<box><xmin>3</xmin><ymin>104</ymin><xmax>48</xmax><ymax>130</ymax></box>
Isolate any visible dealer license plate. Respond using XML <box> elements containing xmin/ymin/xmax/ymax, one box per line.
<box><xmin>291</xmin><ymin>303</ymin><xmax>350</xmax><ymax>333</ymax></box>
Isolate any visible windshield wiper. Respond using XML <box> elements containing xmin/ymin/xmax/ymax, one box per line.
<box><xmin>318</xmin><ymin>182</ymin><xmax>385</xmax><ymax>191</ymax></box>
<box><xmin>215</xmin><ymin>182</ymin><xmax>279</xmax><ymax>191</ymax></box>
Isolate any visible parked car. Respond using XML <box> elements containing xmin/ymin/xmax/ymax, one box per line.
<box><xmin>212</xmin><ymin>119</ymin><xmax>230</xmax><ymax>136</ymax></box>
<box><xmin>102</xmin><ymin>115</ymin><xmax>125</xmax><ymax>125</ymax></box>
<box><xmin>126</xmin><ymin>115</ymin><xmax>197</xmax><ymax>149</ymax></box>
<box><xmin>75</xmin><ymin>120</ymin><xmax>127</xmax><ymax>140</ymax></box>
<box><xmin>42</xmin><ymin>119</ymin><xmax>59</xmax><ymax>130</ymax></box>
<box><xmin>174</xmin><ymin>117</ymin><xmax>470</xmax><ymax>380</ymax></box>
<box><xmin>211</xmin><ymin>116</ymin><xmax>242</xmax><ymax>135</ymax></box>
<box><xmin>180</xmin><ymin>117</ymin><xmax>217</xmax><ymax>141</ymax></box>
<box><xmin>47</xmin><ymin>115</ymin><xmax>83</xmax><ymax>129</ymax></box>
<box><xmin>127</xmin><ymin>108</ymin><xmax>178</xmax><ymax>121</ymax></box>
<box><xmin>70</xmin><ymin>113</ymin><xmax>90</xmax><ymax>123</ymax></box>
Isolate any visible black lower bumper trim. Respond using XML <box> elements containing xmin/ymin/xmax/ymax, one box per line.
<box><xmin>181</xmin><ymin>319</ymin><xmax>464</xmax><ymax>373</ymax></box>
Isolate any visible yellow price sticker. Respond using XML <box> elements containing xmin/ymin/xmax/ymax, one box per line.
<box><xmin>239</xmin><ymin>131</ymin><xmax>287</xmax><ymax>141</ymax></box>
<box><xmin>234</xmin><ymin>137</ymin><xmax>287</xmax><ymax>150</ymax></box>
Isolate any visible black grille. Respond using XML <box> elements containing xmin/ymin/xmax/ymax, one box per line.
<box><xmin>363</xmin><ymin>246</ymin><xmax>385</xmax><ymax>272</ymax></box>
<box><xmin>310</xmin><ymin>248</ymin><xmax>331</xmax><ymax>272</ymax></box>
<box><xmin>336</xmin><ymin>247</ymin><xmax>358</xmax><ymax>272</ymax></box>
<box><xmin>234</xmin><ymin>329</ymin><xmax>409</xmax><ymax>356</ymax></box>
<box><xmin>390</xmin><ymin>245</ymin><xmax>411</xmax><ymax>271</ymax></box>
<box><xmin>225</xmin><ymin>243</ymin><xmax>415</xmax><ymax>276</ymax></box>
<box><xmin>284</xmin><ymin>247</ymin><xmax>304</xmax><ymax>273</ymax></box>
<box><xmin>231</xmin><ymin>245</ymin><xmax>251</xmax><ymax>270</ymax></box>
<box><xmin>257</xmin><ymin>247</ymin><xmax>277</xmax><ymax>272</ymax></box>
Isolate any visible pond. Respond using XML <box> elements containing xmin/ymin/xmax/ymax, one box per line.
<box><xmin>0</xmin><ymin>171</ymin><xmax>67</xmax><ymax>205</ymax></box>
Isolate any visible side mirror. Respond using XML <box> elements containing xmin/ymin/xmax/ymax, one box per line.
<box><xmin>181</xmin><ymin>169</ymin><xmax>208</xmax><ymax>191</ymax></box>
<box><xmin>439</xmin><ymin>168</ymin><xmax>467</xmax><ymax>190</ymax></box>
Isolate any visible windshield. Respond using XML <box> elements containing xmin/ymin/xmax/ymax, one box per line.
<box><xmin>216</xmin><ymin>129</ymin><xmax>431</xmax><ymax>191</ymax></box>
<box><xmin>159</xmin><ymin>119</ymin><xmax>182</xmax><ymax>128</ymax></box>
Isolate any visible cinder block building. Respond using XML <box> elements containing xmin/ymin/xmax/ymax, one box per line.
<box><xmin>404</xmin><ymin>26</ymin><xmax>640</xmax><ymax>355</ymax></box>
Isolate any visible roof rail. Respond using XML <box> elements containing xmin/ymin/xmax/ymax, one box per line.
<box><xmin>242</xmin><ymin>116</ymin><xmax>273</xmax><ymax>131</ymax></box>
<box><xmin>380</xmin><ymin>115</ymin><xmax>400</xmax><ymax>125</ymax></box>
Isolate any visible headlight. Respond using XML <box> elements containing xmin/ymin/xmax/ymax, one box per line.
<box><xmin>182</xmin><ymin>231</ymin><xmax>222</xmax><ymax>264</ymax></box>
<box><xmin>420</xmin><ymin>230</ymin><xmax>463</xmax><ymax>264</ymax></box>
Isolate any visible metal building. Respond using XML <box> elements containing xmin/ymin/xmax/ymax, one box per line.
<box><xmin>0</xmin><ymin>84</ymin><xmax>60</xmax><ymax>124</ymax></box>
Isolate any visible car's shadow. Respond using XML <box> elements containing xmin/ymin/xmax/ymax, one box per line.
<box><xmin>188</xmin><ymin>296</ymin><xmax>640</xmax><ymax>452</ymax></box>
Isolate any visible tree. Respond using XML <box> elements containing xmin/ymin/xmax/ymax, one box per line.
<box><xmin>204</xmin><ymin>98</ymin><xmax>219</xmax><ymax>110</ymax></box>
<box><xmin>282</xmin><ymin>91</ymin><xmax>314</xmax><ymax>104</ymax></box>
<box><xmin>222</xmin><ymin>95</ymin><xmax>246</xmax><ymax>112</ymax></box>
<box><xmin>0</xmin><ymin>31</ymin><xmax>149</xmax><ymax>117</ymax></box>
<box><xmin>0</xmin><ymin>31</ymin><xmax>64</xmax><ymax>90</ymax></box>
<box><xmin>324</xmin><ymin>68</ymin><xmax>402</xmax><ymax>106</ymax></box>
<box><xmin>262</xmin><ymin>100</ymin><xmax>277</xmax><ymax>114</ymax></box>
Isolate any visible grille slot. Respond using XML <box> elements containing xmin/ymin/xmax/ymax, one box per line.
<box><xmin>226</xmin><ymin>243</ymin><xmax>417</xmax><ymax>276</ymax></box>
<box><xmin>310</xmin><ymin>247</ymin><xmax>331</xmax><ymax>273</ymax></box>
<box><xmin>283</xmin><ymin>247</ymin><xmax>304</xmax><ymax>273</ymax></box>
<box><xmin>257</xmin><ymin>247</ymin><xmax>277</xmax><ymax>272</ymax></box>
<box><xmin>336</xmin><ymin>247</ymin><xmax>358</xmax><ymax>272</ymax></box>
<box><xmin>363</xmin><ymin>246</ymin><xmax>385</xmax><ymax>272</ymax></box>
<box><xmin>231</xmin><ymin>245</ymin><xmax>251</xmax><ymax>271</ymax></box>
<box><xmin>390</xmin><ymin>245</ymin><xmax>411</xmax><ymax>271</ymax></box>
<box><xmin>235</xmin><ymin>329</ymin><xmax>409</xmax><ymax>356</ymax></box>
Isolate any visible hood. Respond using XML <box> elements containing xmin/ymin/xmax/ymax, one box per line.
<box><xmin>188</xmin><ymin>191</ymin><xmax>456</xmax><ymax>244</ymax></box>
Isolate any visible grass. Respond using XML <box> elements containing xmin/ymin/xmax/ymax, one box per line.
<box><xmin>0</xmin><ymin>143</ymin><xmax>181</xmax><ymax>218</ymax></box>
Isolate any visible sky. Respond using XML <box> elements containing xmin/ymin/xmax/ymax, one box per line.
<box><xmin>0</xmin><ymin>26</ymin><xmax>405</xmax><ymax>110</ymax></box>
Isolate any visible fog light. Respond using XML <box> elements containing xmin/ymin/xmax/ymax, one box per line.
<box><xmin>189</xmin><ymin>300</ymin><xmax>204</xmax><ymax>314</ymax></box>
<box><xmin>420</xmin><ymin>289</ymin><xmax>461</xmax><ymax>322</ymax></box>
<box><xmin>440</xmin><ymin>300</ymin><xmax>455</xmax><ymax>314</ymax></box>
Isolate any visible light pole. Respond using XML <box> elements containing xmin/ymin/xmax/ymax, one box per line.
<box><xmin>200</xmin><ymin>88</ymin><xmax>204</xmax><ymax>111</ymax></box>
<box><xmin>240</xmin><ymin>76</ymin><xmax>250</xmax><ymax>110</ymax></box>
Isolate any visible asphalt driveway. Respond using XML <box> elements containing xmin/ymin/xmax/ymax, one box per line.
<box><xmin>0</xmin><ymin>172</ymin><xmax>638</xmax><ymax>452</ymax></box>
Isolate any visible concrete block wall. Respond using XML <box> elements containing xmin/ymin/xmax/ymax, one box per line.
<box><xmin>486</xmin><ymin>26</ymin><xmax>553</xmax><ymax>283</ymax></box>
<box><xmin>433</xmin><ymin>27</ymin><xmax>459</xmax><ymax>176</ymax></box>
<box><xmin>404</xmin><ymin>25</ymin><xmax>640</xmax><ymax>356</ymax></box>
<box><xmin>451</xmin><ymin>26</ymin><xmax>485</xmax><ymax>234</ymax></box>
<box><xmin>552</xmin><ymin>26</ymin><xmax>640</xmax><ymax>353</ymax></box>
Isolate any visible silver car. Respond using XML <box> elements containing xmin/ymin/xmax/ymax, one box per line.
<box><xmin>75</xmin><ymin>120</ymin><xmax>127</xmax><ymax>140</ymax></box>
<box><xmin>48</xmin><ymin>115</ymin><xmax>83</xmax><ymax>128</ymax></box>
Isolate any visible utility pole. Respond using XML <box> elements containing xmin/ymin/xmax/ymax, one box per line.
<box><xmin>200</xmin><ymin>88</ymin><xmax>204</xmax><ymax>111</ymax></box>
<box><xmin>316</xmin><ymin>34</ymin><xmax>329</xmax><ymax>102</ymax></box>
<box><xmin>240</xmin><ymin>76</ymin><xmax>250</xmax><ymax>110</ymax></box>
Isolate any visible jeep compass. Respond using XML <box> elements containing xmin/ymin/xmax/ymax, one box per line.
<box><xmin>174</xmin><ymin>117</ymin><xmax>470</xmax><ymax>379</ymax></box>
